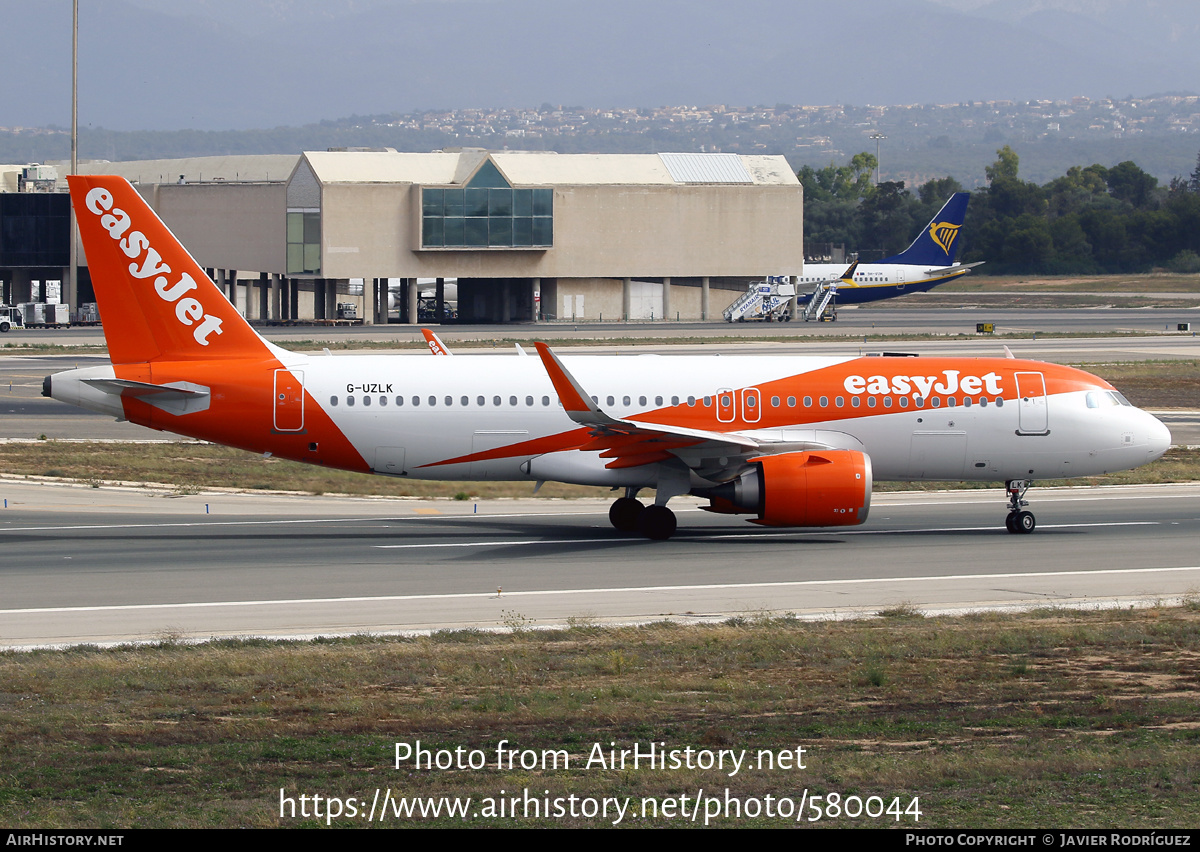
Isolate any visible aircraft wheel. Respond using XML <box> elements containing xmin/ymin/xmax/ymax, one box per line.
<box><xmin>1005</xmin><ymin>513</ymin><xmax>1017</xmax><ymax>534</ymax></box>
<box><xmin>637</xmin><ymin>505</ymin><xmax>677</xmax><ymax>540</ymax></box>
<box><xmin>1014</xmin><ymin>510</ymin><xmax>1036</xmax><ymax>534</ymax></box>
<box><xmin>609</xmin><ymin>497</ymin><xmax>644</xmax><ymax>532</ymax></box>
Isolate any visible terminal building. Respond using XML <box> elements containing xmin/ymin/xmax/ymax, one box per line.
<box><xmin>3</xmin><ymin>149</ymin><xmax>805</xmax><ymax>324</ymax></box>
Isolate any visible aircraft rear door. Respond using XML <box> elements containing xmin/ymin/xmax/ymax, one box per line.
<box><xmin>273</xmin><ymin>369</ymin><xmax>305</xmax><ymax>432</ymax></box>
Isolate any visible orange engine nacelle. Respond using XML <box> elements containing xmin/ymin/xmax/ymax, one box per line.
<box><xmin>704</xmin><ymin>450</ymin><xmax>872</xmax><ymax>528</ymax></box>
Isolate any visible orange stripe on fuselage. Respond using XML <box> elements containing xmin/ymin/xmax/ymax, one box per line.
<box><xmin>114</xmin><ymin>359</ymin><xmax>370</xmax><ymax>472</ymax></box>
<box><xmin>624</xmin><ymin>358</ymin><xmax>1108</xmax><ymax>431</ymax></box>
<box><xmin>416</xmin><ymin>358</ymin><xmax>1112</xmax><ymax>469</ymax></box>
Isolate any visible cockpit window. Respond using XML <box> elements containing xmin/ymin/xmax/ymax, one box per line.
<box><xmin>1110</xmin><ymin>391</ymin><xmax>1132</xmax><ymax>407</ymax></box>
<box><xmin>1086</xmin><ymin>391</ymin><xmax>1100</xmax><ymax>409</ymax></box>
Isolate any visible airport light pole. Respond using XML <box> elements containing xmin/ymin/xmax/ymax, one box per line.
<box><xmin>69</xmin><ymin>0</ymin><xmax>78</xmax><ymax>312</ymax></box>
<box><xmin>870</xmin><ymin>132</ymin><xmax>885</xmax><ymax>185</ymax></box>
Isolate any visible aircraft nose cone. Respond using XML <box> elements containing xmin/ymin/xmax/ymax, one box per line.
<box><xmin>1146</xmin><ymin>413</ymin><xmax>1172</xmax><ymax>460</ymax></box>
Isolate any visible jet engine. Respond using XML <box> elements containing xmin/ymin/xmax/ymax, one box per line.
<box><xmin>704</xmin><ymin>450</ymin><xmax>872</xmax><ymax>527</ymax></box>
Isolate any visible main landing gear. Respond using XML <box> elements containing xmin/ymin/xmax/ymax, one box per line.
<box><xmin>608</xmin><ymin>489</ymin><xmax>677</xmax><ymax>540</ymax></box>
<box><xmin>1004</xmin><ymin>479</ymin><xmax>1036</xmax><ymax>534</ymax></box>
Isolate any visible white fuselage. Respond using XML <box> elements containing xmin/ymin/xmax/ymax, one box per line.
<box><xmin>280</xmin><ymin>352</ymin><xmax>1169</xmax><ymax>485</ymax></box>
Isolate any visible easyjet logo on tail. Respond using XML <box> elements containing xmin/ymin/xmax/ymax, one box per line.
<box><xmin>928</xmin><ymin>221</ymin><xmax>960</xmax><ymax>255</ymax></box>
<box><xmin>84</xmin><ymin>187</ymin><xmax>224</xmax><ymax>346</ymax></box>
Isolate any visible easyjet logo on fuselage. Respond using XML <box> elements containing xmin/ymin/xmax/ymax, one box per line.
<box><xmin>928</xmin><ymin>221</ymin><xmax>960</xmax><ymax>255</ymax></box>
<box><xmin>843</xmin><ymin>369</ymin><xmax>1003</xmax><ymax>399</ymax></box>
<box><xmin>84</xmin><ymin>187</ymin><xmax>224</xmax><ymax>346</ymax></box>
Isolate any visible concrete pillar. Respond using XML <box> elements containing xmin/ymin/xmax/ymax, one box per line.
<box><xmin>531</xmin><ymin>278</ymin><xmax>540</xmax><ymax>321</ymax></box>
<box><xmin>374</xmin><ymin>278</ymin><xmax>388</xmax><ymax>326</ymax></box>
<box><xmin>435</xmin><ymin>278</ymin><xmax>445</xmax><ymax>323</ymax></box>
<box><xmin>701</xmin><ymin>276</ymin><xmax>710</xmax><ymax>321</ymax></box>
<box><xmin>662</xmin><ymin>277</ymin><xmax>671</xmax><ymax>322</ymax></box>
<box><xmin>60</xmin><ymin>266</ymin><xmax>73</xmax><ymax>313</ymax></box>
<box><xmin>326</xmin><ymin>279</ymin><xmax>339</xmax><ymax>321</ymax></box>
<box><xmin>255</xmin><ymin>273</ymin><xmax>266</xmax><ymax>321</ymax></box>
<box><xmin>289</xmin><ymin>278</ymin><xmax>299</xmax><ymax>321</ymax></box>
<box><xmin>789</xmin><ymin>275</ymin><xmax>800</xmax><ymax>320</ymax></box>
<box><xmin>501</xmin><ymin>280</ymin><xmax>512</xmax><ymax>323</ymax></box>
<box><xmin>363</xmin><ymin>277</ymin><xmax>375</xmax><ymax>325</ymax></box>
<box><xmin>622</xmin><ymin>277</ymin><xmax>631</xmax><ymax>321</ymax></box>
<box><xmin>269</xmin><ymin>274</ymin><xmax>281</xmax><ymax>322</ymax></box>
<box><xmin>406</xmin><ymin>278</ymin><xmax>418</xmax><ymax>325</ymax></box>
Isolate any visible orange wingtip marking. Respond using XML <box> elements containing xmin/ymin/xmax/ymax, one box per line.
<box><xmin>421</xmin><ymin>329</ymin><xmax>450</xmax><ymax>355</ymax></box>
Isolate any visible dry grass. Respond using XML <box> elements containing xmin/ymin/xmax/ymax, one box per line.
<box><xmin>1</xmin><ymin>608</ymin><xmax>1198</xmax><ymax>827</ymax></box>
<box><xmin>2</xmin><ymin>442</ymin><xmax>1197</xmax><ymax>501</ymax></box>
<box><xmin>1075</xmin><ymin>360</ymin><xmax>1200</xmax><ymax>409</ymax></box>
<box><xmin>938</xmin><ymin>273</ymin><xmax>1200</xmax><ymax>294</ymax></box>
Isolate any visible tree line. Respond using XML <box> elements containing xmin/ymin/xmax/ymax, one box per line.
<box><xmin>799</xmin><ymin>147</ymin><xmax>1200</xmax><ymax>274</ymax></box>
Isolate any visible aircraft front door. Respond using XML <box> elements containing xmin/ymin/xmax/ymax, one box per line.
<box><xmin>1015</xmin><ymin>371</ymin><xmax>1049</xmax><ymax>435</ymax></box>
<box><xmin>273</xmin><ymin>369</ymin><xmax>305</xmax><ymax>432</ymax></box>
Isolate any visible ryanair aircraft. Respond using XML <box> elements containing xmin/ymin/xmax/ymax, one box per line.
<box><xmin>799</xmin><ymin>192</ymin><xmax>980</xmax><ymax>306</ymax></box>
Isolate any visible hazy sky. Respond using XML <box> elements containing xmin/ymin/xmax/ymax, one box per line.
<box><xmin>3</xmin><ymin>0</ymin><xmax>1197</xmax><ymax>130</ymax></box>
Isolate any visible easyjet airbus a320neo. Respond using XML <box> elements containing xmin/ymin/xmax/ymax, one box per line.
<box><xmin>45</xmin><ymin>176</ymin><xmax>1171</xmax><ymax>539</ymax></box>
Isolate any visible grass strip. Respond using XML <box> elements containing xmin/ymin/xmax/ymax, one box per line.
<box><xmin>2</xmin><ymin>606</ymin><xmax>1198</xmax><ymax>827</ymax></box>
<box><xmin>1</xmin><ymin>443</ymin><xmax>1197</xmax><ymax>500</ymax></box>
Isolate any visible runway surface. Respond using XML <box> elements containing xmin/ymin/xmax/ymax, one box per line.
<box><xmin>10</xmin><ymin>304</ymin><xmax>1200</xmax><ymax>347</ymax></box>
<box><xmin>2</xmin><ymin>313</ymin><xmax>1197</xmax><ymax>648</ymax></box>
<box><xmin>2</xmin><ymin>480</ymin><xmax>1198</xmax><ymax>648</ymax></box>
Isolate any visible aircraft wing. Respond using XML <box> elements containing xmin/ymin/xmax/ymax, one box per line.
<box><xmin>535</xmin><ymin>342</ymin><xmax>770</xmax><ymax>470</ymax></box>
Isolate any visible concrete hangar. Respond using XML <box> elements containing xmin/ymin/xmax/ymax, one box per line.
<box><xmin>30</xmin><ymin>148</ymin><xmax>804</xmax><ymax>324</ymax></box>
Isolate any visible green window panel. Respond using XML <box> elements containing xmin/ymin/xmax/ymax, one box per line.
<box><xmin>418</xmin><ymin>162</ymin><xmax>552</xmax><ymax>249</ymax></box>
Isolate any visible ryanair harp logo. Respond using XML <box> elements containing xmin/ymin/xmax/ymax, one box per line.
<box><xmin>928</xmin><ymin>221</ymin><xmax>960</xmax><ymax>255</ymax></box>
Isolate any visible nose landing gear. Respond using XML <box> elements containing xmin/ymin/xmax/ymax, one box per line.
<box><xmin>1004</xmin><ymin>479</ymin><xmax>1035</xmax><ymax>534</ymax></box>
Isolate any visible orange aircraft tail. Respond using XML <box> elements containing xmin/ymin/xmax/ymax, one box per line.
<box><xmin>68</xmin><ymin>175</ymin><xmax>272</xmax><ymax>365</ymax></box>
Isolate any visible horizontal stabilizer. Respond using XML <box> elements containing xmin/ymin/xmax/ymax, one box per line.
<box><xmin>81</xmin><ymin>377</ymin><xmax>211</xmax><ymax>415</ymax></box>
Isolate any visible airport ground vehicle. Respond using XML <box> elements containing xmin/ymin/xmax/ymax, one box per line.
<box><xmin>45</xmin><ymin>176</ymin><xmax>1171</xmax><ymax>539</ymax></box>
<box><xmin>0</xmin><ymin>305</ymin><xmax>23</xmax><ymax>332</ymax></box>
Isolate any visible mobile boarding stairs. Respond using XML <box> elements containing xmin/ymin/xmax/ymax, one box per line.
<box><xmin>722</xmin><ymin>277</ymin><xmax>796</xmax><ymax>322</ymax></box>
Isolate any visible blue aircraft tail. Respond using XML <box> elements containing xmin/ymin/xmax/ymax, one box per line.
<box><xmin>879</xmin><ymin>192</ymin><xmax>970</xmax><ymax>266</ymax></box>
